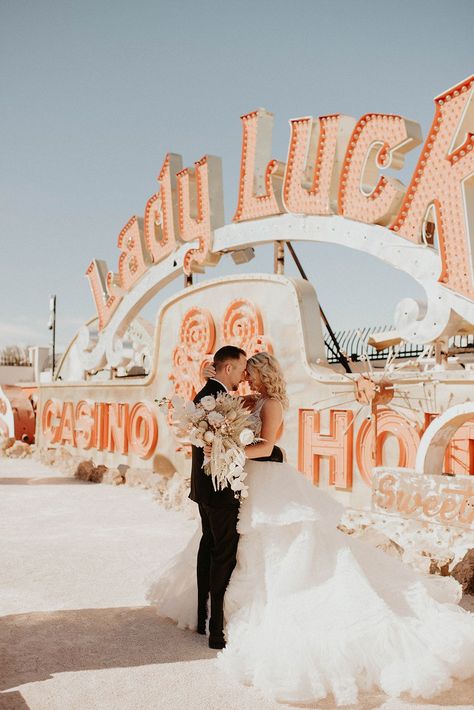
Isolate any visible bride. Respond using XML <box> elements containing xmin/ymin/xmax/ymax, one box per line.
<box><xmin>147</xmin><ymin>352</ymin><xmax>474</xmax><ymax>707</ymax></box>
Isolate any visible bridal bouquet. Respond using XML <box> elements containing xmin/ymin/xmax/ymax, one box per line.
<box><xmin>157</xmin><ymin>393</ymin><xmax>257</xmax><ymax>500</ymax></box>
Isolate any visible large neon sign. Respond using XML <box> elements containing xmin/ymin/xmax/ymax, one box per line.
<box><xmin>86</xmin><ymin>76</ymin><xmax>474</xmax><ymax>330</ymax></box>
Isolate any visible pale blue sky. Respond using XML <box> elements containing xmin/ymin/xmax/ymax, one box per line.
<box><xmin>1</xmin><ymin>0</ymin><xmax>472</xmax><ymax>349</ymax></box>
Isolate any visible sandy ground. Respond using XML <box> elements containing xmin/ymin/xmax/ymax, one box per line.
<box><xmin>1</xmin><ymin>458</ymin><xmax>474</xmax><ymax>710</ymax></box>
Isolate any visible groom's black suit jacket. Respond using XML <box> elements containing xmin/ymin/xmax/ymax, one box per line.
<box><xmin>189</xmin><ymin>379</ymin><xmax>285</xmax><ymax>509</ymax></box>
<box><xmin>189</xmin><ymin>379</ymin><xmax>238</xmax><ymax>509</ymax></box>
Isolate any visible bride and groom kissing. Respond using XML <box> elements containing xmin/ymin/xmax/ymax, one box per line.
<box><xmin>150</xmin><ymin>345</ymin><xmax>474</xmax><ymax>706</ymax></box>
<box><xmin>189</xmin><ymin>345</ymin><xmax>284</xmax><ymax>650</ymax></box>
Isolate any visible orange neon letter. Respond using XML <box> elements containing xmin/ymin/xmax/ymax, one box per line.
<box><xmin>283</xmin><ymin>114</ymin><xmax>356</xmax><ymax>215</ymax></box>
<box><xmin>339</xmin><ymin>113</ymin><xmax>422</xmax><ymax>226</ymax></box>
<box><xmin>298</xmin><ymin>408</ymin><xmax>353</xmax><ymax>489</ymax></box>
<box><xmin>56</xmin><ymin>401</ymin><xmax>75</xmax><ymax>446</ymax></box>
<box><xmin>177</xmin><ymin>155</ymin><xmax>223</xmax><ymax>275</ymax></box>
<box><xmin>233</xmin><ymin>109</ymin><xmax>285</xmax><ymax>222</ymax></box>
<box><xmin>75</xmin><ymin>401</ymin><xmax>97</xmax><ymax>449</ymax></box>
<box><xmin>108</xmin><ymin>402</ymin><xmax>129</xmax><ymax>454</ymax></box>
<box><xmin>391</xmin><ymin>76</ymin><xmax>474</xmax><ymax>299</ymax></box>
<box><xmin>41</xmin><ymin>398</ymin><xmax>62</xmax><ymax>444</ymax></box>
<box><xmin>356</xmin><ymin>409</ymin><xmax>420</xmax><ymax>485</ymax></box>
<box><xmin>144</xmin><ymin>153</ymin><xmax>183</xmax><ymax>264</ymax></box>
<box><xmin>128</xmin><ymin>402</ymin><xmax>158</xmax><ymax>459</ymax></box>
<box><xmin>85</xmin><ymin>260</ymin><xmax>122</xmax><ymax>331</ymax></box>
<box><xmin>117</xmin><ymin>216</ymin><xmax>150</xmax><ymax>292</ymax></box>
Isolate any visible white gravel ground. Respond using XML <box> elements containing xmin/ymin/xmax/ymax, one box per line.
<box><xmin>1</xmin><ymin>457</ymin><xmax>473</xmax><ymax>710</ymax></box>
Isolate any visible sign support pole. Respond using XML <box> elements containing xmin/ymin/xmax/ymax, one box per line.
<box><xmin>48</xmin><ymin>295</ymin><xmax>56</xmax><ymax>379</ymax></box>
<box><xmin>285</xmin><ymin>242</ymin><xmax>352</xmax><ymax>374</ymax></box>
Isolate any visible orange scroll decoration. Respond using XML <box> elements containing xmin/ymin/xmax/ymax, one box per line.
<box><xmin>169</xmin><ymin>300</ymin><xmax>272</xmax><ymax>400</ymax></box>
<box><xmin>221</xmin><ymin>299</ymin><xmax>273</xmax><ymax>355</ymax></box>
<box><xmin>169</xmin><ymin>308</ymin><xmax>216</xmax><ymax>399</ymax></box>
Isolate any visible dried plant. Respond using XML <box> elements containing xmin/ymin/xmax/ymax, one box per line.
<box><xmin>157</xmin><ymin>393</ymin><xmax>258</xmax><ymax>500</ymax></box>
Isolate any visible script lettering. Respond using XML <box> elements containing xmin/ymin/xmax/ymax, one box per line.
<box><xmin>117</xmin><ymin>216</ymin><xmax>150</xmax><ymax>292</ymax></box>
<box><xmin>85</xmin><ymin>260</ymin><xmax>122</xmax><ymax>330</ymax></box>
<box><xmin>177</xmin><ymin>156</ymin><xmax>223</xmax><ymax>275</ymax></box>
<box><xmin>144</xmin><ymin>153</ymin><xmax>182</xmax><ymax>264</ymax></box>
<box><xmin>375</xmin><ymin>473</ymin><xmax>396</xmax><ymax>510</ymax></box>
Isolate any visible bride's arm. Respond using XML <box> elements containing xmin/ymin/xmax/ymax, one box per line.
<box><xmin>245</xmin><ymin>399</ymin><xmax>282</xmax><ymax>459</ymax></box>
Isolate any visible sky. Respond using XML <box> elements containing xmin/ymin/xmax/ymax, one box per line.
<box><xmin>1</xmin><ymin>0</ymin><xmax>473</xmax><ymax>351</ymax></box>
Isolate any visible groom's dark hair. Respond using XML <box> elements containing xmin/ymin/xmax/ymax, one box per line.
<box><xmin>213</xmin><ymin>345</ymin><xmax>246</xmax><ymax>369</ymax></box>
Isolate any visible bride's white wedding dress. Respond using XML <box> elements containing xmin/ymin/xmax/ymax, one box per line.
<box><xmin>147</xmin><ymin>399</ymin><xmax>474</xmax><ymax>707</ymax></box>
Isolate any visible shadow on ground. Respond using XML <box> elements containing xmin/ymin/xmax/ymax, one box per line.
<box><xmin>0</xmin><ymin>691</ymin><xmax>30</xmax><ymax>709</ymax></box>
<box><xmin>1</xmin><ymin>605</ymin><xmax>474</xmax><ymax>710</ymax></box>
<box><xmin>0</xmin><ymin>606</ymin><xmax>214</xmax><ymax>692</ymax></box>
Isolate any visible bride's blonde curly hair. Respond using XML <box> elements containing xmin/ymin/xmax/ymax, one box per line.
<box><xmin>247</xmin><ymin>352</ymin><xmax>289</xmax><ymax>409</ymax></box>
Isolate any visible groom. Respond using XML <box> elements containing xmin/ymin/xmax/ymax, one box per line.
<box><xmin>189</xmin><ymin>345</ymin><xmax>247</xmax><ymax>649</ymax></box>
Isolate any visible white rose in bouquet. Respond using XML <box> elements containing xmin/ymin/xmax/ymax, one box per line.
<box><xmin>201</xmin><ymin>396</ymin><xmax>216</xmax><ymax>411</ymax></box>
<box><xmin>207</xmin><ymin>411</ymin><xmax>224</xmax><ymax>426</ymax></box>
<box><xmin>239</xmin><ymin>427</ymin><xmax>254</xmax><ymax>446</ymax></box>
<box><xmin>185</xmin><ymin>401</ymin><xmax>204</xmax><ymax>424</ymax></box>
<box><xmin>189</xmin><ymin>428</ymin><xmax>204</xmax><ymax>446</ymax></box>
<box><xmin>158</xmin><ymin>391</ymin><xmax>254</xmax><ymax>502</ymax></box>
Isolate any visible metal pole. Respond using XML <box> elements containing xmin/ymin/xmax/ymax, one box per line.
<box><xmin>48</xmin><ymin>295</ymin><xmax>56</xmax><ymax>379</ymax></box>
<box><xmin>285</xmin><ymin>242</ymin><xmax>352</xmax><ymax>373</ymax></box>
<box><xmin>52</xmin><ymin>297</ymin><xmax>56</xmax><ymax>378</ymax></box>
<box><xmin>274</xmin><ymin>241</ymin><xmax>285</xmax><ymax>274</ymax></box>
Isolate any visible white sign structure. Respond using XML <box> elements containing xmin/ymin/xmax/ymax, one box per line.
<box><xmin>37</xmin><ymin>76</ymin><xmax>474</xmax><ymax>511</ymax></box>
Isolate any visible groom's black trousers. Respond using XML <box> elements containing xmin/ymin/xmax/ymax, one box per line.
<box><xmin>197</xmin><ymin>503</ymin><xmax>239</xmax><ymax>640</ymax></box>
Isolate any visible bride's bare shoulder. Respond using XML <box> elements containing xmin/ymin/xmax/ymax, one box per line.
<box><xmin>263</xmin><ymin>397</ymin><xmax>282</xmax><ymax>407</ymax></box>
<box><xmin>261</xmin><ymin>398</ymin><xmax>283</xmax><ymax>415</ymax></box>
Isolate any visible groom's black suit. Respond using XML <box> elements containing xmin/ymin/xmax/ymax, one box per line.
<box><xmin>189</xmin><ymin>378</ymin><xmax>239</xmax><ymax>645</ymax></box>
<box><xmin>189</xmin><ymin>379</ymin><xmax>284</xmax><ymax>644</ymax></box>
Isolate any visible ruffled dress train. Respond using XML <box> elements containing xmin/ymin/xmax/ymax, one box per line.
<box><xmin>147</xmin><ymin>460</ymin><xmax>474</xmax><ymax>706</ymax></box>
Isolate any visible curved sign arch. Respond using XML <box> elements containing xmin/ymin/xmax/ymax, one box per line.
<box><xmin>39</xmin><ymin>75</ymin><xmax>474</xmax><ymax>513</ymax></box>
